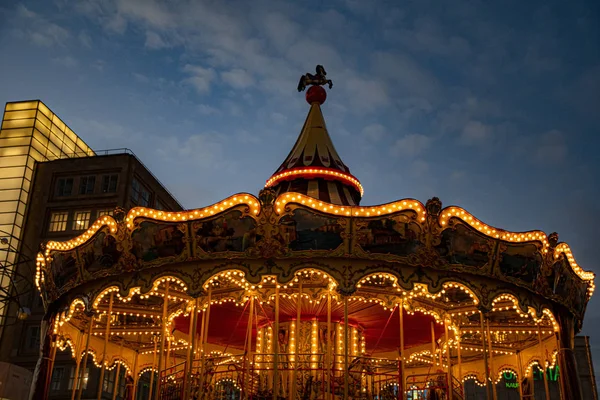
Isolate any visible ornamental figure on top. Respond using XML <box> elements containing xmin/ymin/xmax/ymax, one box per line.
<box><xmin>297</xmin><ymin>64</ymin><xmax>333</xmax><ymax>92</ymax></box>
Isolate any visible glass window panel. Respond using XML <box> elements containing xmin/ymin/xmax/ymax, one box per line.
<box><xmin>33</xmin><ymin>127</ymin><xmax>49</xmax><ymax>145</ymax></box>
<box><xmin>0</xmin><ymin>155</ymin><xmax>27</xmax><ymax>167</ymax></box>
<box><xmin>5</xmin><ymin>101</ymin><xmax>38</xmax><ymax>111</ymax></box>
<box><xmin>0</xmin><ymin>213</ymin><xmax>15</xmax><ymax>225</ymax></box>
<box><xmin>72</xmin><ymin>211</ymin><xmax>91</xmax><ymax>230</ymax></box>
<box><xmin>27</xmin><ymin>156</ymin><xmax>35</xmax><ymax>169</ymax></box>
<box><xmin>36</xmin><ymin>113</ymin><xmax>51</xmax><ymax>130</ymax></box>
<box><xmin>0</xmin><ymin>136</ymin><xmax>33</xmax><ymax>147</ymax></box>
<box><xmin>1</xmin><ymin>119</ymin><xmax>35</xmax><ymax>129</ymax></box>
<box><xmin>37</xmin><ymin>101</ymin><xmax>51</xmax><ymax>117</ymax></box>
<box><xmin>50</xmin><ymin>367</ymin><xmax>64</xmax><ymax>391</ymax></box>
<box><xmin>0</xmin><ymin>127</ymin><xmax>33</xmax><ymax>138</ymax></box>
<box><xmin>28</xmin><ymin>147</ymin><xmax>44</xmax><ymax>162</ymax></box>
<box><xmin>49</xmin><ymin>212</ymin><xmax>68</xmax><ymax>232</ymax></box>
<box><xmin>22</xmin><ymin>177</ymin><xmax>31</xmax><ymax>192</ymax></box>
<box><xmin>34</xmin><ymin>120</ymin><xmax>50</xmax><ymax>137</ymax></box>
<box><xmin>4</xmin><ymin>110</ymin><xmax>37</xmax><ymax>120</ymax></box>
<box><xmin>20</xmin><ymin>190</ymin><xmax>29</xmax><ymax>203</ymax></box>
<box><xmin>0</xmin><ymin>177</ymin><xmax>25</xmax><ymax>189</ymax></box>
<box><xmin>102</xmin><ymin>175</ymin><xmax>118</xmax><ymax>193</ymax></box>
<box><xmin>17</xmin><ymin>200</ymin><xmax>26</xmax><ymax>215</ymax></box>
<box><xmin>0</xmin><ymin>190</ymin><xmax>20</xmax><ymax>202</ymax></box>
<box><xmin>47</xmin><ymin>141</ymin><xmax>60</xmax><ymax>158</ymax></box>
<box><xmin>62</xmin><ymin>136</ymin><xmax>75</xmax><ymax>153</ymax></box>
<box><xmin>79</xmin><ymin>176</ymin><xmax>96</xmax><ymax>194</ymax></box>
<box><xmin>49</xmin><ymin>129</ymin><xmax>63</xmax><ymax>146</ymax></box>
<box><xmin>0</xmin><ymin>201</ymin><xmax>18</xmax><ymax>213</ymax></box>
<box><xmin>31</xmin><ymin>138</ymin><xmax>47</xmax><ymax>157</ymax></box>
<box><xmin>96</xmin><ymin>209</ymin><xmax>113</xmax><ymax>218</ymax></box>
<box><xmin>14</xmin><ymin>213</ymin><xmax>23</xmax><ymax>227</ymax></box>
<box><xmin>11</xmin><ymin>225</ymin><xmax>21</xmax><ymax>240</ymax></box>
<box><xmin>0</xmin><ymin>224</ymin><xmax>13</xmax><ymax>236</ymax></box>
<box><xmin>52</xmin><ymin>115</ymin><xmax>66</xmax><ymax>133</ymax></box>
<box><xmin>0</xmin><ymin>146</ymin><xmax>29</xmax><ymax>157</ymax></box>
<box><xmin>0</xmin><ymin>166</ymin><xmax>26</xmax><ymax>178</ymax></box>
<box><xmin>56</xmin><ymin>178</ymin><xmax>74</xmax><ymax>196</ymax></box>
<box><xmin>65</xmin><ymin>127</ymin><xmax>77</xmax><ymax>143</ymax></box>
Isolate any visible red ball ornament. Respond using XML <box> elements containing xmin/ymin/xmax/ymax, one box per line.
<box><xmin>305</xmin><ymin>85</ymin><xmax>327</xmax><ymax>105</ymax></box>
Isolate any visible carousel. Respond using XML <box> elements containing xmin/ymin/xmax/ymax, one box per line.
<box><xmin>33</xmin><ymin>66</ymin><xmax>594</xmax><ymax>400</ymax></box>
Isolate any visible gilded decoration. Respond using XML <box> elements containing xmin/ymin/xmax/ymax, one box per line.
<box><xmin>38</xmin><ymin>194</ymin><xmax>594</xmax><ymax>323</ymax></box>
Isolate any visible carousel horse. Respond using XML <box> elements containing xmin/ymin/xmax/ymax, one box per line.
<box><xmin>304</xmin><ymin>357</ymin><xmax>375</xmax><ymax>400</ymax></box>
<box><xmin>297</xmin><ymin>65</ymin><xmax>333</xmax><ymax>92</ymax></box>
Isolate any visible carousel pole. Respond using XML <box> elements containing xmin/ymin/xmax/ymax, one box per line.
<box><xmin>480</xmin><ymin>312</ymin><xmax>491</xmax><ymax>400</ymax></box>
<box><xmin>245</xmin><ymin>295</ymin><xmax>255</xmax><ymax>399</ymax></box>
<box><xmin>70</xmin><ymin>330</ymin><xmax>83</xmax><ymax>400</ymax></box>
<box><xmin>273</xmin><ymin>282</ymin><xmax>280</xmax><ymax>400</ymax></box>
<box><xmin>76</xmin><ymin>314</ymin><xmax>94</xmax><ymax>400</ymax></box>
<box><xmin>516</xmin><ymin>351</ymin><xmax>524</xmax><ymax>399</ymax></box>
<box><xmin>97</xmin><ymin>292</ymin><xmax>114</xmax><ymax>400</ymax></box>
<box><xmin>184</xmin><ymin>298</ymin><xmax>198</xmax><ymax>399</ymax></box>
<box><xmin>399</xmin><ymin>300</ymin><xmax>405</xmax><ymax>400</ymax></box>
<box><xmin>456</xmin><ymin>328</ymin><xmax>464</xmax><ymax>397</ymax></box>
<box><xmin>111</xmin><ymin>340</ymin><xmax>124</xmax><ymax>400</ymax></box>
<box><xmin>156</xmin><ymin>282</ymin><xmax>170</xmax><ymax>398</ymax></box>
<box><xmin>327</xmin><ymin>291</ymin><xmax>333</xmax><ymax>400</ymax></box>
<box><xmin>198</xmin><ymin>288</ymin><xmax>212</xmax><ymax>398</ymax></box>
<box><xmin>537</xmin><ymin>326</ymin><xmax>551</xmax><ymax>400</ymax></box>
<box><xmin>131</xmin><ymin>345</ymin><xmax>139</xmax><ymax>400</ymax></box>
<box><xmin>445</xmin><ymin>319</ymin><xmax>453</xmax><ymax>400</ymax></box>
<box><xmin>485</xmin><ymin>319</ymin><xmax>497</xmax><ymax>400</ymax></box>
<box><xmin>344</xmin><ymin>296</ymin><xmax>349</xmax><ymax>400</ymax></box>
<box><xmin>430</xmin><ymin>321</ymin><xmax>436</xmax><ymax>367</ymax></box>
<box><xmin>148</xmin><ymin>335</ymin><xmax>158</xmax><ymax>400</ymax></box>
<box><xmin>292</xmin><ymin>281</ymin><xmax>302</xmax><ymax>400</ymax></box>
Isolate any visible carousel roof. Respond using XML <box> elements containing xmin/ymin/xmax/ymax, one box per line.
<box><xmin>265</xmin><ymin>85</ymin><xmax>362</xmax><ymax>206</ymax></box>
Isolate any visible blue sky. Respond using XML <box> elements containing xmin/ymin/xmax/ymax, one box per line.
<box><xmin>1</xmin><ymin>0</ymin><xmax>599</xmax><ymax>377</ymax></box>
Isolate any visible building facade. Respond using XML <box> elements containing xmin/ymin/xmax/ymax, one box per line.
<box><xmin>0</xmin><ymin>100</ymin><xmax>182</xmax><ymax>399</ymax></box>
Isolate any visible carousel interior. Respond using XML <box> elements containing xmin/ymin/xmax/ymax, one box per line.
<box><xmin>54</xmin><ymin>269</ymin><xmax>560</xmax><ymax>400</ymax></box>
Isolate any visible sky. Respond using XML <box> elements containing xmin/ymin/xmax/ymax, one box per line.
<box><xmin>1</xmin><ymin>0</ymin><xmax>599</xmax><ymax>383</ymax></box>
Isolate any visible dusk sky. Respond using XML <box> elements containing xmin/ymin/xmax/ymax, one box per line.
<box><xmin>1</xmin><ymin>0</ymin><xmax>599</xmax><ymax>380</ymax></box>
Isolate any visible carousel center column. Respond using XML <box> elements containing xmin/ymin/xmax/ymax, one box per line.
<box><xmin>556</xmin><ymin>311</ymin><xmax>584</xmax><ymax>400</ymax></box>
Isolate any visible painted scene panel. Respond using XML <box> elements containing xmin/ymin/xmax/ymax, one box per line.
<box><xmin>358</xmin><ymin>214</ymin><xmax>423</xmax><ymax>257</ymax></box>
<box><xmin>435</xmin><ymin>224</ymin><xmax>492</xmax><ymax>268</ymax></box>
<box><xmin>79</xmin><ymin>230</ymin><xmax>121</xmax><ymax>276</ymax></box>
<box><xmin>283</xmin><ymin>209</ymin><xmax>343</xmax><ymax>251</ymax></box>
<box><xmin>195</xmin><ymin>210</ymin><xmax>257</xmax><ymax>253</ymax></box>
<box><xmin>498</xmin><ymin>243</ymin><xmax>543</xmax><ymax>284</ymax></box>
<box><xmin>545</xmin><ymin>256</ymin><xmax>588</xmax><ymax>314</ymax></box>
<box><xmin>51</xmin><ymin>250</ymin><xmax>79</xmax><ymax>290</ymax></box>
<box><xmin>131</xmin><ymin>221</ymin><xmax>186</xmax><ymax>262</ymax></box>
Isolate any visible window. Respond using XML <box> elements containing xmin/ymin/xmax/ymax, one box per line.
<box><xmin>131</xmin><ymin>178</ymin><xmax>151</xmax><ymax>207</ymax></box>
<box><xmin>56</xmin><ymin>178</ymin><xmax>73</xmax><ymax>196</ymax></box>
<box><xmin>68</xmin><ymin>366</ymin><xmax>89</xmax><ymax>390</ymax></box>
<box><xmin>155</xmin><ymin>200</ymin><xmax>165</xmax><ymax>211</ymax></box>
<box><xmin>103</xmin><ymin>368</ymin><xmax>116</xmax><ymax>393</ymax></box>
<box><xmin>25</xmin><ymin>325</ymin><xmax>40</xmax><ymax>350</ymax></box>
<box><xmin>78</xmin><ymin>176</ymin><xmax>96</xmax><ymax>195</ymax></box>
<box><xmin>101</xmin><ymin>174</ymin><xmax>118</xmax><ymax>193</ymax></box>
<box><xmin>50</xmin><ymin>367</ymin><xmax>64</xmax><ymax>391</ymax></box>
<box><xmin>97</xmin><ymin>209</ymin><xmax>113</xmax><ymax>218</ymax></box>
<box><xmin>49</xmin><ymin>212</ymin><xmax>69</xmax><ymax>232</ymax></box>
<box><xmin>72</xmin><ymin>211</ymin><xmax>91</xmax><ymax>230</ymax></box>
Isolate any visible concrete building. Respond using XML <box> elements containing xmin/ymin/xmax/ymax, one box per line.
<box><xmin>0</xmin><ymin>100</ymin><xmax>182</xmax><ymax>399</ymax></box>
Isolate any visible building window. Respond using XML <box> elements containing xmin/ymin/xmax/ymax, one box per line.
<box><xmin>50</xmin><ymin>367</ymin><xmax>64</xmax><ymax>391</ymax></box>
<box><xmin>101</xmin><ymin>174</ymin><xmax>118</xmax><ymax>193</ymax></box>
<box><xmin>25</xmin><ymin>325</ymin><xmax>40</xmax><ymax>351</ymax></box>
<box><xmin>131</xmin><ymin>178</ymin><xmax>151</xmax><ymax>207</ymax></box>
<box><xmin>155</xmin><ymin>200</ymin><xmax>166</xmax><ymax>211</ymax></box>
<box><xmin>49</xmin><ymin>212</ymin><xmax>69</xmax><ymax>232</ymax></box>
<box><xmin>56</xmin><ymin>178</ymin><xmax>73</xmax><ymax>196</ymax></box>
<box><xmin>72</xmin><ymin>211</ymin><xmax>91</xmax><ymax>230</ymax></box>
<box><xmin>68</xmin><ymin>366</ymin><xmax>89</xmax><ymax>390</ymax></box>
<box><xmin>79</xmin><ymin>176</ymin><xmax>96</xmax><ymax>195</ymax></box>
<box><xmin>103</xmin><ymin>368</ymin><xmax>116</xmax><ymax>393</ymax></box>
<box><xmin>97</xmin><ymin>209</ymin><xmax>113</xmax><ymax>218</ymax></box>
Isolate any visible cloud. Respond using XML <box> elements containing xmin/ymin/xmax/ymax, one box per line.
<box><xmin>460</xmin><ymin>120</ymin><xmax>493</xmax><ymax>145</ymax></box>
<box><xmin>183</xmin><ymin>64</ymin><xmax>216</xmax><ymax>94</ymax></box>
<box><xmin>15</xmin><ymin>5</ymin><xmax>70</xmax><ymax>47</ymax></box>
<box><xmin>52</xmin><ymin>56</ymin><xmax>79</xmax><ymax>68</ymax></box>
<box><xmin>390</xmin><ymin>134</ymin><xmax>432</xmax><ymax>157</ymax></box>
<box><xmin>145</xmin><ymin>31</ymin><xmax>169</xmax><ymax>49</ymax></box>
<box><xmin>362</xmin><ymin>124</ymin><xmax>386</xmax><ymax>142</ymax></box>
<box><xmin>221</xmin><ymin>69</ymin><xmax>255</xmax><ymax>89</ymax></box>
<box><xmin>535</xmin><ymin>130</ymin><xmax>567</xmax><ymax>163</ymax></box>
<box><xmin>78</xmin><ymin>31</ymin><xmax>92</xmax><ymax>48</ymax></box>
<box><xmin>197</xmin><ymin>104</ymin><xmax>221</xmax><ymax>116</ymax></box>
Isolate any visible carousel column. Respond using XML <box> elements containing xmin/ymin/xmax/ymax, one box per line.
<box><xmin>327</xmin><ymin>291</ymin><xmax>333</xmax><ymax>400</ymax></box>
<box><xmin>273</xmin><ymin>283</ymin><xmax>280</xmax><ymax>400</ymax></box>
<box><xmin>111</xmin><ymin>340</ymin><xmax>124</xmax><ymax>400</ymax></box>
<box><xmin>445</xmin><ymin>318</ymin><xmax>453</xmax><ymax>400</ymax></box>
<box><xmin>70</xmin><ymin>330</ymin><xmax>83</xmax><ymax>400</ymax></box>
<box><xmin>183</xmin><ymin>298</ymin><xmax>198</xmax><ymax>399</ymax></box>
<box><xmin>399</xmin><ymin>300</ymin><xmax>405</xmax><ymax>399</ymax></box>
<box><xmin>343</xmin><ymin>295</ymin><xmax>349</xmax><ymax>400</ymax></box>
<box><xmin>198</xmin><ymin>288</ymin><xmax>212</xmax><ymax>397</ymax></box>
<box><xmin>245</xmin><ymin>295</ymin><xmax>255</xmax><ymax>399</ymax></box>
<box><xmin>556</xmin><ymin>312</ymin><xmax>583</xmax><ymax>400</ymax></box>
<box><xmin>431</xmin><ymin>321</ymin><xmax>437</xmax><ymax>367</ymax></box>
<box><xmin>485</xmin><ymin>319</ymin><xmax>497</xmax><ymax>400</ymax></box>
<box><xmin>456</xmin><ymin>328</ymin><xmax>464</xmax><ymax>397</ymax></box>
<box><xmin>148</xmin><ymin>334</ymin><xmax>159</xmax><ymax>400</ymax></box>
<box><xmin>537</xmin><ymin>326</ymin><xmax>550</xmax><ymax>400</ymax></box>
<box><xmin>76</xmin><ymin>313</ymin><xmax>94</xmax><ymax>400</ymax></box>
<box><xmin>156</xmin><ymin>282</ymin><xmax>170</xmax><ymax>398</ymax></box>
<box><xmin>480</xmin><ymin>312</ymin><xmax>491</xmax><ymax>400</ymax></box>
<box><xmin>97</xmin><ymin>292</ymin><xmax>115</xmax><ymax>400</ymax></box>
<box><xmin>131</xmin><ymin>347</ymin><xmax>139</xmax><ymax>400</ymax></box>
<box><xmin>292</xmin><ymin>281</ymin><xmax>302</xmax><ymax>400</ymax></box>
<box><xmin>516</xmin><ymin>351</ymin><xmax>524</xmax><ymax>399</ymax></box>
